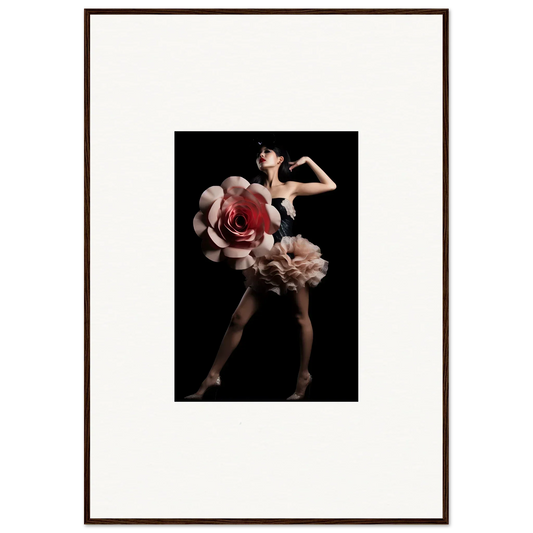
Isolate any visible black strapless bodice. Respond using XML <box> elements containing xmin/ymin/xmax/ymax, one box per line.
<box><xmin>271</xmin><ymin>198</ymin><xmax>295</xmax><ymax>243</ymax></box>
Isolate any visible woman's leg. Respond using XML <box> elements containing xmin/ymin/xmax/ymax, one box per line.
<box><xmin>288</xmin><ymin>285</ymin><xmax>313</xmax><ymax>398</ymax></box>
<box><xmin>209</xmin><ymin>287</ymin><xmax>263</xmax><ymax>377</ymax></box>
<box><xmin>186</xmin><ymin>287</ymin><xmax>263</xmax><ymax>397</ymax></box>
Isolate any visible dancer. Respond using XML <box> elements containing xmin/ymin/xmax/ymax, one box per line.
<box><xmin>186</xmin><ymin>141</ymin><xmax>336</xmax><ymax>400</ymax></box>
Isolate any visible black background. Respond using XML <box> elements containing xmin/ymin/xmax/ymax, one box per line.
<box><xmin>174</xmin><ymin>131</ymin><xmax>358</xmax><ymax>401</ymax></box>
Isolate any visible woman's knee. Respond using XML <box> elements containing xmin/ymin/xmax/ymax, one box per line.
<box><xmin>229</xmin><ymin>312</ymin><xmax>247</xmax><ymax>331</ymax></box>
<box><xmin>294</xmin><ymin>312</ymin><xmax>311</xmax><ymax>330</ymax></box>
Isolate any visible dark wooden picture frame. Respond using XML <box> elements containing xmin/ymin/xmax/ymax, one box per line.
<box><xmin>85</xmin><ymin>8</ymin><xmax>448</xmax><ymax>524</ymax></box>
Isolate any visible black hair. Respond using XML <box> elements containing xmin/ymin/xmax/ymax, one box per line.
<box><xmin>250</xmin><ymin>139</ymin><xmax>291</xmax><ymax>186</ymax></box>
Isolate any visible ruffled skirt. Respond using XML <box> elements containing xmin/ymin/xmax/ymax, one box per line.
<box><xmin>243</xmin><ymin>234</ymin><xmax>328</xmax><ymax>295</ymax></box>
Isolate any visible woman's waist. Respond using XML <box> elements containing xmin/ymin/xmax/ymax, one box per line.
<box><xmin>272</xmin><ymin>221</ymin><xmax>294</xmax><ymax>242</ymax></box>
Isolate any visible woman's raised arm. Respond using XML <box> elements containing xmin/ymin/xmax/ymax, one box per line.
<box><xmin>288</xmin><ymin>156</ymin><xmax>337</xmax><ymax>196</ymax></box>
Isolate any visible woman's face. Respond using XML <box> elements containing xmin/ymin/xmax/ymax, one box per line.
<box><xmin>256</xmin><ymin>146</ymin><xmax>282</xmax><ymax>170</ymax></box>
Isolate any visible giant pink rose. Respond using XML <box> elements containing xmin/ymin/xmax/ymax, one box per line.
<box><xmin>193</xmin><ymin>176</ymin><xmax>281</xmax><ymax>270</ymax></box>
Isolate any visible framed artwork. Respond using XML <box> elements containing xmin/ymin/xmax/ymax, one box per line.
<box><xmin>85</xmin><ymin>8</ymin><xmax>448</xmax><ymax>524</ymax></box>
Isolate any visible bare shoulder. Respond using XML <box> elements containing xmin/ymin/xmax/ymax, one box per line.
<box><xmin>282</xmin><ymin>181</ymin><xmax>300</xmax><ymax>197</ymax></box>
<box><xmin>271</xmin><ymin>181</ymin><xmax>298</xmax><ymax>200</ymax></box>
<box><xmin>279</xmin><ymin>181</ymin><xmax>299</xmax><ymax>189</ymax></box>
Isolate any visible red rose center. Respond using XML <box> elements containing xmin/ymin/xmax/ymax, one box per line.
<box><xmin>234</xmin><ymin>214</ymin><xmax>247</xmax><ymax>229</ymax></box>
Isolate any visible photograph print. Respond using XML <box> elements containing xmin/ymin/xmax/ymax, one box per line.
<box><xmin>175</xmin><ymin>131</ymin><xmax>358</xmax><ymax>401</ymax></box>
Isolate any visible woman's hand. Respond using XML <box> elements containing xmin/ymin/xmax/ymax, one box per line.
<box><xmin>288</xmin><ymin>156</ymin><xmax>309</xmax><ymax>172</ymax></box>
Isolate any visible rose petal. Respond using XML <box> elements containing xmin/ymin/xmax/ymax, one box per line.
<box><xmin>239</xmin><ymin>188</ymin><xmax>265</xmax><ymax>209</ymax></box>
<box><xmin>207</xmin><ymin>227</ymin><xmax>229</xmax><ymax>248</ymax></box>
<box><xmin>221</xmin><ymin>201</ymin><xmax>261</xmax><ymax>238</ymax></box>
<box><xmin>225</xmin><ymin>187</ymin><xmax>250</xmax><ymax>201</ymax></box>
<box><xmin>233</xmin><ymin>254</ymin><xmax>255</xmax><ymax>270</ymax></box>
<box><xmin>234</xmin><ymin>231</ymin><xmax>258</xmax><ymax>242</ymax></box>
<box><xmin>221</xmin><ymin>219</ymin><xmax>255</xmax><ymax>240</ymax></box>
<box><xmin>201</xmin><ymin>237</ymin><xmax>223</xmax><ymax>262</ymax></box>
<box><xmin>246</xmin><ymin>183</ymin><xmax>272</xmax><ymax>204</ymax></box>
<box><xmin>220</xmin><ymin>195</ymin><xmax>240</xmax><ymax>212</ymax></box>
<box><xmin>221</xmin><ymin>176</ymin><xmax>250</xmax><ymax>191</ymax></box>
<box><xmin>265</xmin><ymin>204</ymin><xmax>281</xmax><ymax>234</ymax></box>
<box><xmin>199</xmin><ymin>186</ymin><xmax>224</xmax><ymax>213</ymax></box>
<box><xmin>193</xmin><ymin>211</ymin><xmax>207</xmax><ymax>236</ymax></box>
<box><xmin>251</xmin><ymin>233</ymin><xmax>274</xmax><ymax>258</ymax></box>
<box><xmin>207</xmin><ymin>197</ymin><xmax>223</xmax><ymax>228</ymax></box>
<box><xmin>223</xmin><ymin>246</ymin><xmax>253</xmax><ymax>258</ymax></box>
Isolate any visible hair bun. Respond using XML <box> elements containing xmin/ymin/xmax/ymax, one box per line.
<box><xmin>252</xmin><ymin>132</ymin><xmax>278</xmax><ymax>147</ymax></box>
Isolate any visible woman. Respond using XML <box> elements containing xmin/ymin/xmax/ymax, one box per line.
<box><xmin>185</xmin><ymin>141</ymin><xmax>336</xmax><ymax>400</ymax></box>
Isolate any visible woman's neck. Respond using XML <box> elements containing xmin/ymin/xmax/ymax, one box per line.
<box><xmin>263</xmin><ymin>169</ymin><xmax>282</xmax><ymax>189</ymax></box>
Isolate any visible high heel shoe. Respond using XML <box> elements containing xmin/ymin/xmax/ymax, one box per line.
<box><xmin>287</xmin><ymin>374</ymin><xmax>312</xmax><ymax>400</ymax></box>
<box><xmin>184</xmin><ymin>376</ymin><xmax>222</xmax><ymax>400</ymax></box>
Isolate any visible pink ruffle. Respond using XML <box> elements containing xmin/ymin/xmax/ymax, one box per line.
<box><xmin>243</xmin><ymin>234</ymin><xmax>328</xmax><ymax>295</ymax></box>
